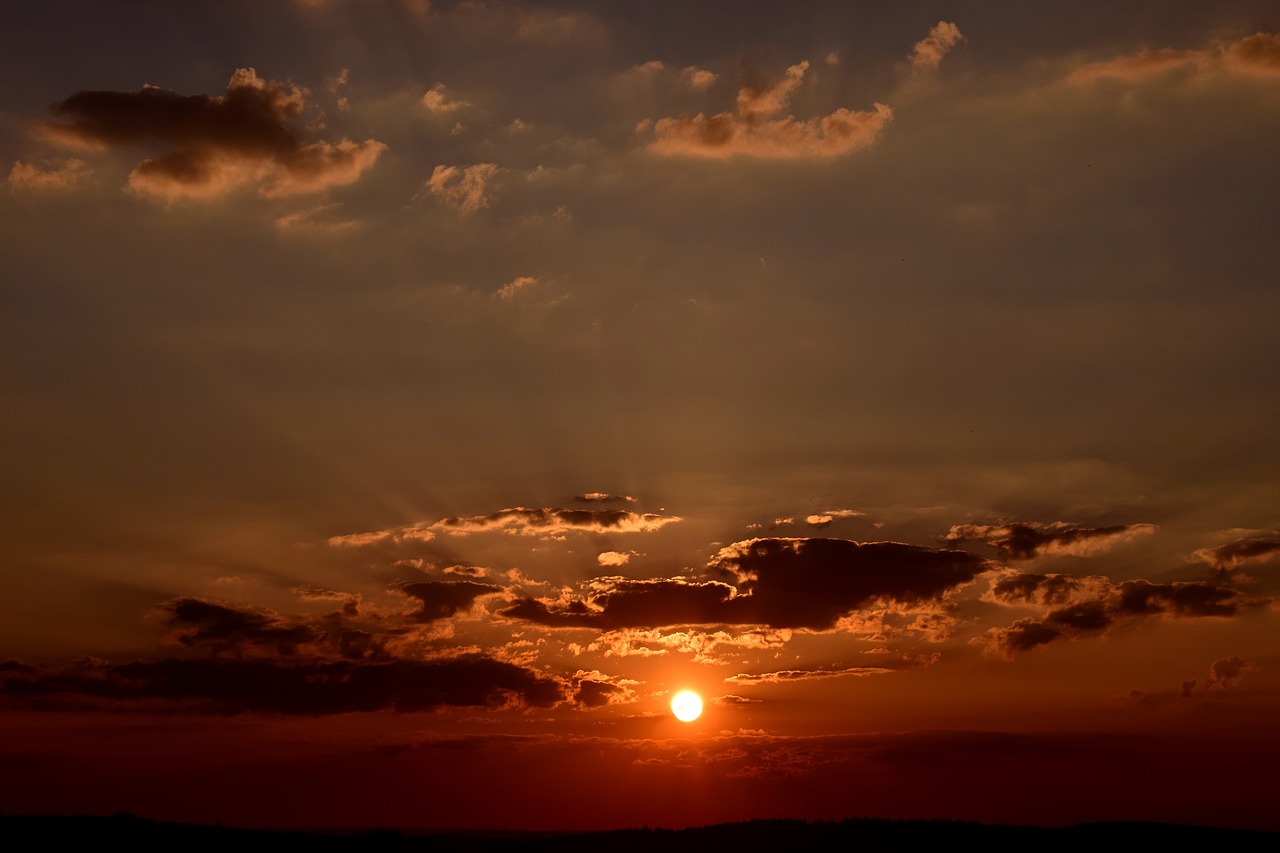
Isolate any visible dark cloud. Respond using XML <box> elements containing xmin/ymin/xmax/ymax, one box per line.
<box><xmin>986</xmin><ymin>572</ymin><xmax>1099</xmax><ymax>607</ymax></box>
<box><xmin>574</xmin><ymin>493</ymin><xmax>636</xmax><ymax>503</ymax></box>
<box><xmin>946</xmin><ymin>522</ymin><xmax>1156</xmax><ymax>560</ymax></box>
<box><xmin>572</xmin><ymin>679</ymin><xmax>627</xmax><ymax>708</ymax></box>
<box><xmin>505</xmin><ymin>538</ymin><xmax>988</xmax><ymax>631</ymax></box>
<box><xmin>395</xmin><ymin>580</ymin><xmax>503</xmax><ymax>622</ymax></box>
<box><xmin>163</xmin><ymin>597</ymin><xmax>318</xmax><ymax>656</ymax></box>
<box><xmin>431</xmin><ymin>506</ymin><xmax>681</xmax><ymax>536</ymax></box>
<box><xmin>0</xmin><ymin>656</ymin><xmax>565</xmax><ymax>715</ymax></box>
<box><xmin>1114</xmin><ymin>580</ymin><xmax>1241</xmax><ymax>617</ymax></box>
<box><xmin>983</xmin><ymin>576</ymin><xmax>1246</xmax><ymax>658</ymax></box>
<box><xmin>1207</xmin><ymin>656</ymin><xmax>1256</xmax><ymax>689</ymax></box>
<box><xmin>1194</xmin><ymin>534</ymin><xmax>1280</xmax><ymax>575</ymax></box>
<box><xmin>709</xmin><ymin>538</ymin><xmax>988</xmax><ymax>629</ymax></box>
<box><xmin>41</xmin><ymin>68</ymin><xmax>384</xmax><ymax>200</ymax></box>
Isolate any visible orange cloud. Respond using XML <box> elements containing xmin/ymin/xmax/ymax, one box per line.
<box><xmin>424</xmin><ymin>162</ymin><xmax>502</xmax><ymax>214</ymax></box>
<box><xmin>41</xmin><ymin>68</ymin><xmax>384</xmax><ymax>201</ymax></box>
<box><xmin>421</xmin><ymin>83</ymin><xmax>471</xmax><ymax>113</ymax></box>
<box><xmin>7</xmin><ymin>158</ymin><xmax>92</xmax><ymax>193</ymax></box>
<box><xmin>496</xmin><ymin>275</ymin><xmax>539</xmax><ymax>299</ymax></box>
<box><xmin>909</xmin><ymin>21</ymin><xmax>964</xmax><ymax>74</ymax></box>
<box><xmin>1067</xmin><ymin>31</ymin><xmax>1280</xmax><ymax>85</ymax></box>
<box><xmin>645</xmin><ymin>59</ymin><xmax>892</xmax><ymax>159</ymax></box>
<box><xmin>725</xmin><ymin>666</ymin><xmax>894</xmax><ymax>684</ymax></box>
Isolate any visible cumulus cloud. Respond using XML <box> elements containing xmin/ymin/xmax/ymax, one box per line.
<box><xmin>0</xmin><ymin>656</ymin><xmax>566</xmax><ymax>715</ymax></box>
<box><xmin>983</xmin><ymin>576</ymin><xmax>1247</xmax><ymax>658</ymax></box>
<box><xmin>7</xmin><ymin>158</ymin><xmax>92</xmax><ymax>193</ymax></box>
<box><xmin>908</xmin><ymin>21</ymin><xmax>964</xmax><ymax>74</ymax></box>
<box><xmin>1193</xmin><ymin>534</ymin><xmax>1280</xmax><ymax>575</ymax></box>
<box><xmin>505</xmin><ymin>537</ymin><xmax>988</xmax><ymax>631</ymax></box>
<box><xmin>597</xmin><ymin>550</ymin><xmax>634</xmax><ymax>567</ymax></box>
<box><xmin>946</xmin><ymin>521</ymin><xmax>1157</xmax><ymax>560</ymax></box>
<box><xmin>1067</xmin><ymin>31</ymin><xmax>1280</xmax><ymax>85</ymax></box>
<box><xmin>394</xmin><ymin>580</ymin><xmax>503</xmax><ymax>623</ymax></box>
<box><xmin>424</xmin><ymin>162</ymin><xmax>502</xmax><ymax>214</ymax></box>
<box><xmin>644</xmin><ymin>59</ymin><xmax>892</xmax><ymax>159</ymax></box>
<box><xmin>431</xmin><ymin>506</ymin><xmax>682</xmax><ymax>537</ymax></box>
<box><xmin>40</xmin><ymin>68</ymin><xmax>385</xmax><ymax>200</ymax></box>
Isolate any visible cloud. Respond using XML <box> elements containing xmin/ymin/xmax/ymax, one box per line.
<box><xmin>575</xmin><ymin>493</ymin><xmax>637</xmax><ymax>503</ymax></box>
<box><xmin>162</xmin><ymin>597</ymin><xmax>318</xmax><ymax>657</ymax></box>
<box><xmin>424</xmin><ymin>162</ymin><xmax>502</xmax><ymax>214</ymax></box>
<box><xmin>645</xmin><ymin>60</ymin><xmax>892</xmax><ymax>159</ymax></box>
<box><xmin>708</xmin><ymin>538</ymin><xmax>989</xmax><ymax>629</ymax></box>
<box><xmin>421</xmin><ymin>82</ymin><xmax>471</xmax><ymax>113</ymax></box>
<box><xmin>394</xmin><ymin>580</ymin><xmax>503</xmax><ymax>623</ymax></box>
<box><xmin>983</xmin><ymin>576</ymin><xmax>1247</xmax><ymax>658</ymax></box>
<box><xmin>496</xmin><ymin>275</ymin><xmax>539</xmax><ymax>299</ymax></box>
<box><xmin>505</xmin><ymin>538</ymin><xmax>988</xmax><ymax>631</ymax></box>
<box><xmin>725</xmin><ymin>666</ymin><xmax>894</xmax><ymax>684</ymax></box>
<box><xmin>681</xmin><ymin>66</ymin><xmax>718</xmax><ymax>90</ymax></box>
<box><xmin>585</xmin><ymin>626</ymin><xmax>792</xmax><ymax>664</ymax></box>
<box><xmin>442</xmin><ymin>565</ymin><xmax>488</xmax><ymax>578</ymax></box>
<box><xmin>41</xmin><ymin>68</ymin><xmax>385</xmax><ymax>200</ymax></box>
<box><xmin>1067</xmin><ymin>31</ymin><xmax>1280</xmax><ymax>85</ymax></box>
<box><xmin>431</xmin><ymin>507</ymin><xmax>682</xmax><ymax>537</ymax></box>
<box><xmin>909</xmin><ymin>21</ymin><xmax>964</xmax><ymax>74</ymax></box>
<box><xmin>1193</xmin><ymin>534</ymin><xmax>1280</xmax><ymax>575</ymax></box>
<box><xmin>274</xmin><ymin>202</ymin><xmax>360</xmax><ymax>235</ymax></box>
<box><xmin>291</xmin><ymin>585</ymin><xmax>360</xmax><ymax>617</ymax></box>
<box><xmin>7</xmin><ymin>158</ymin><xmax>92</xmax><ymax>193</ymax></box>
<box><xmin>805</xmin><ymin>509</ymin><xmax>864</xmax><ymax>529</ymax></box>
<box><xmin>503</xmin><ymin>577</ymin><xmax>739</xmax><ymax>630</ymax></box>
<box><xmin>569</xmin><ymin>671</ymin><xmax>637</xmax><ymax>708</ymax></box>
<box><xmin>1206</xmin><ymin>655</ymin><xmax>1257</xmax><ymax>689</ymax></box>
<box><xmin>984</xmin><ymin>571</ymin><xmax>1113</xmax><ymax>608</ymax></box>
<box><xmin>596</xmin><ymin>551</ymin><xmax>634</xmax><ymax>567</ymax></box>
<box><xmin>326</xmin><ymin>522</ymin><xmax>435</xmax><ymax>547</ymax></box>
<box><xmin>1133</xmin><ymin>655</ymin><xmax>1260</xmax><ymax>704</ymax></box>
<box><xmin>946</xmin><ymin>521</ymin><xmax>1157</xmax><ymax>560</ymax></box>
<box><xmin>0</xmin><ymin>656</ymin><xmax>566</xmax><ymax>715</ymax></box>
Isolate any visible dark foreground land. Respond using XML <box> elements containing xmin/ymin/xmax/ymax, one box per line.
<box><xmin>3</xmin><ymin>813</ymin><xmax>1276</xmax><ymax>852</ymax></box>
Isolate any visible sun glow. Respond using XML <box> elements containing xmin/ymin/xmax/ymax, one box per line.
<box><xmin>670</xmin><ymin>690</ymin><xmax>703</xmax><ymax>722</ymax></box>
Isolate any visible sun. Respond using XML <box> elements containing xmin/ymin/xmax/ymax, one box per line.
<box><xmin>670</xmin><ymin>690</ymin><xmax>703</xmax><ymax>722</ymax></box>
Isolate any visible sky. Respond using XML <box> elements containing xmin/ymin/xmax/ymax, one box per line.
<box><xmin>2</xmin><ymin>0</ymin><xmax>1280</xmax><ymax>833</ymax></box>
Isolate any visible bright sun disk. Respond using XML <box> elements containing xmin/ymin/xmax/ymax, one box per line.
<box><xmin>671</xmin><ymin>690</ymin><xmax>703</xmax><ymax>722</ymax></box>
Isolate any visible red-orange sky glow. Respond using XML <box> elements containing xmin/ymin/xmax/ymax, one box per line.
<box><xmin>2</xmin><ymin>0</ymin><xmax>1279</xmax><ymax>834</ymax></box>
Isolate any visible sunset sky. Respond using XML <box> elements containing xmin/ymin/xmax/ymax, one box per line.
<box><xmin>3</xmin><ymin>0</ymin><xmax>1280</xmax><ymax>832</ymax></box>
